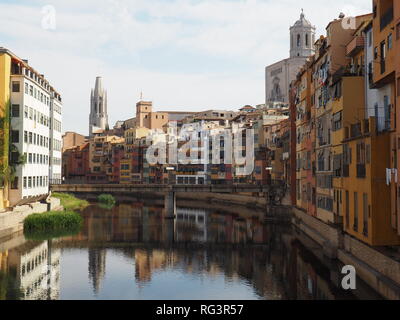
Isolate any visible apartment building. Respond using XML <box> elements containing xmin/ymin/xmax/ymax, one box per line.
<box><xmin>88</xmin><ymin>135</ymin><xmax>124</xmax><ymax>184</ymax></box>
<box><xmin>0</xmin><ymin>48</ymin><xmax>62</xmax><ymax>206</ymax></box>
<box><xmin>289</xmin><ymin>7</ymin><xmax>400</xmax><ymax>245</ymax></box>
<box><xmin>372</xmin><ymin>0</ymin><xmax>399</xmax><ymax>239</ymax></box>
<box><xmin>294</xmin><ymin>58</ymin><xmax>316</xmax><ymax>217</ymax></box>
<box><xmin>62</xmin><ymin>142</ymin><xmax>90</xmax><ymax>184</ymax></box>
<box><xmin>49</xmin><ymin>91</ymin><xmax>63</xmax><ymax>185</ymax></box>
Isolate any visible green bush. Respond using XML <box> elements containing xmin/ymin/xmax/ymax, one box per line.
<box><xmin>23</xmin><ymin>211</ymin><xmax>83</xmax><ymax>240</ymax></box>
<box><xmin>52</xmin><ymin>193</ymin><xmax>89</xmax><ymax>211</ymax></box>
<box><xmin>98</xmin><ymin>194</ymin><xmax>116</xmax><ymax>206</ymax></box>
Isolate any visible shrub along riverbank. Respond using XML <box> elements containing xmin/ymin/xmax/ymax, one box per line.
<box><xmin>23</xmin><ymin>193</ymin><xmax>87</xmax><ymax>240</ymax></box>
<box><xmin>23</xmin><ymin>211</ymin><xmax>83</xmax><ymax>240</ymax></box>
<box><xmin>98</xmin><ymin>194</ymin><xmax>116</xmax><ymax>207</ymax></box>
<box><xmin>52</xmin><ymin>193</ymin><xmax>89</xmax><ymax>211</ymax></box>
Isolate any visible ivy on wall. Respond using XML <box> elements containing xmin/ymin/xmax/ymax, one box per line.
<box><xmin>0</xmin><ymin>99</ymin><xmax>10</xmax><ymax>187</ymax></box>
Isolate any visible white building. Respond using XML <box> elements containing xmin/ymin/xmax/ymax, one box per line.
<box><xmin>2</xmin><ymin>48</ymin><xmax>63</xmax><ymax>205</ymax></box>
<box><xmin>49</xmin><ymin>92</ymin><xmax>63</xmax><ymax>185</ymax></box>
<box><xmin>265</xmin><ymin>11</ymin><xmax>316</xmax><ymax>105</ymax></box>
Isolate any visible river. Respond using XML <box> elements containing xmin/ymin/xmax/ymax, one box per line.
<box><xmin>0</xmin><ymin>200</ymin><xmax>384</xmax><ymax>300</ymax></box>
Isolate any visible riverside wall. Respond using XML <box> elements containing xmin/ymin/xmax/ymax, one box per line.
<box><xmin>0</xmin><ymin>197</ymin><xmax>62</xmax><ymax>239</ymax></box>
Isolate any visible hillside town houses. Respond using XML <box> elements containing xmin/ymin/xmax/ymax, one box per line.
<box><xmin>1</xmin><ymin>0</ymin><xmax>400</xmax><ymax>254</ymax></box>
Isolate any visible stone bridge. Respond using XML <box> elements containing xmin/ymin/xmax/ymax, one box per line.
<box><xmin>51</xmin><ymin>183</ymin><xmax>287</xmax><ymax>218</ymax></box>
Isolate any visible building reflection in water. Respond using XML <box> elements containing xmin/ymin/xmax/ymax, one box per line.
<box><xmin>88</xmin><ymin>248</ymin><xmax>106</xmax><ymax>294</ymax></box>
<box><xmin>0</xmin><ymin>201</ymin><xmax>384</xmax><ymax>300</ymax></box>
<box><xmin>0</xmin><ymin>238</ymin><xmax>60</xmax><ymax>300</ymax></box>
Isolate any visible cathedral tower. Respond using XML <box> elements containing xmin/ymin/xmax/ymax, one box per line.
<box><xmin>89</xmin><ymin>77</ymin><xmax>109</xmax><ymax>136</ymax></box>
<box><xmin>290</xmin><ymin>10</ymin><xmax>316</xmax><ymax>58</ymax></box>
<box><xmin>265</xmin><ymin>11</ymin><xmax>316</xmax><ymax>105</ymax></box>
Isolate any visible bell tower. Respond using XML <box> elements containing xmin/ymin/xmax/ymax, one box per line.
<box><xmin>89</xmin><ymin>77</ymin><xmax>109</xmax><ymax>136</ymax></box>
<box><xmin>290</xmin><ymin>10</ymin><xmax>316</xmax><ymax>58</ymax></box>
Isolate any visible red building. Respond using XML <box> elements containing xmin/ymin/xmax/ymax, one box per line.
<box><xmin>110</xmin><ymin>144</ymin><xmax>124</xmax><ymax>184</ymax></box>
<box><xmin>62</xmin><ymin>142</ymin><xmax>90</xmax><ymax>184</ymax></box>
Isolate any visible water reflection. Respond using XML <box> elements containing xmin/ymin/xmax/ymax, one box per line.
<box><xmin>0</xmin><ymin>239</ymin><xmax>60</xmax><ymax>300</ymax></box>
<box><xmin>0</xmin><ymin>201</ymin><xmax>383</xmax><ymax>300</ymax></box>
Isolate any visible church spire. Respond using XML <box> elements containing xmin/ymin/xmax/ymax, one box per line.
<box><xmin>89</xmin><ymin>76</ymin><xmax>109</xmax><ymax>137</ymax></box>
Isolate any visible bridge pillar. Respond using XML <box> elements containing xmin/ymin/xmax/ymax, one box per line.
<box><xmin>163</xmin><ymin>219</ymin><xmax>175</xmax><ymax>243</ymax></box>
<box><xmin>164</xmin><ymin>191</ymin><xmax>176</xmax><ymax>219</ymax></box>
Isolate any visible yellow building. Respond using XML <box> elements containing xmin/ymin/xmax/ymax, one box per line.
<box><xmin>119</xmin><ymin>158</ymin><xmax>131</xmax><ymax>184</ymax></box>
<box><xmin>338</xmin><ymin>12</ymin><xmax>400</xmax><ymax>246</ymax></box>
<box><xmin>342</xmin><ymin>117</ymin><xmax>400</xmax><ymax>245</ymax></box>
<box><xmin>0</xmin><ymin>52</ymin><xmax>11</xmax><ymax>209</ymax></box>
<box><xmin>372</xmin><ymin>0</ymin><xmax>398</xmax><ymax>236</ymax></box>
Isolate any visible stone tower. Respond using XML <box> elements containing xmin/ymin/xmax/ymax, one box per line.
<box><xmin>89</xmin><ymin>77</ymin><xmax>109</xmax><ymax>137</ymax></box>
<box><xmin>265</xmin><ymin>11</ymin><xmax>316</xmax><ymax>105</ymax></box>
<box><xmin>289</xmin><ymin>10</ymin><xmax>316</xmax><ymax>58</ymax></box>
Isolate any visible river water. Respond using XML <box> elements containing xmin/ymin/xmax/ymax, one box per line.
<box><xmin>0</xmin><ymin>200</ymin><xmax>384</xmax><ymax>300</ymax></box>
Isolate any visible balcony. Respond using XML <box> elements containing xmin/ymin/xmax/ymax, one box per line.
<box><xmin>346</xmin><ymin>36</ymin><xmax>365</xmax><ymax>57</ymax></box>
<box><xmin>380</xmin><ymin>7</ymin><xmax>393</xmax><ymax>30</ymax></box>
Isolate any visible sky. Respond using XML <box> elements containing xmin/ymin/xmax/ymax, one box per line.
<box><xmin>0</xmin><ymin>0</ymin><xmax>372</xmax><ymax>135</ymax></box>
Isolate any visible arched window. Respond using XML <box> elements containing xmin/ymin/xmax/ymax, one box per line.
<box><xmin>306</xmin><ymin>34</ymin><xmax>309</xmax><ymax>46</ymax></box>
<box><xmin>297</xmin><ymin>34</ymin><xmax>301</xmax><ymax>47</ymax></box>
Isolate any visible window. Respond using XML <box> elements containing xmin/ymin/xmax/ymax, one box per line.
<box><xmin>363</xmin><ymin>193</ymin><xmax>368</xmax><ymax>237</ymax></box>
<box><xmin>397</xmin><ymin>23</ymin><xmax>400</xmax><ymax>40</ymax></box>
<box><xmin>28</xmin><ymin>177</ymin><xmax>32</xmax><ymax>188</ymax></box>
<box><xmin>12</xmin><ymin>81</ymin><xmax>20</xmax><ymax>92</ymax></box>
<box><xmin>24</xmin><ymin>106</ymin><xmax>28</xmax><ymax>118</ymax></box>
<box><xmin>11</xmin><ymin>130</ymin><xmax>19</xmax><ymax>143</ymax></box>
<box><xmin>23</xmin><ymin>177</ymin><xmax>27</xmax><ymax>189</ymax></box>
<box><xmin>297</xmin><ymin>34</ymin><xmax>301</xmax><ymax>47</ymax></box>
<box><xmin>11</xmin><ymin>104</ymin><xmax>20</xmax><ymax>117</ymax></box>
<box><xmin>10</xmin><ymin>151</ymin><xmax>19</xmax><ymax>164</ymax></box>
<box><xmin>333</xmin><ymin>111</ymin><xmax>342</xmax><ymax>131</ymax></box>
<box><xmin>24</xmin><ymin>131</ymin><xmax>28</xmax><ymax>143</ymax></box>
<box><xmin>305</xmin><ymin>34</ymin><xmax>309</xmax><ymax>46</ymax></box>
<box><xmin>374</xmin><ymin>47</ymin><xmax>378</xmax><ymax>60</ymax></box>
<box><xmin>25</xmin><ymin>83</ymin><xmax>28</xmax><ymax>94</ymax></box>
<box><xmin>388</xmin><ymin>33</ymin><xmax>393</xmax><ymax>50</ymax></box>
<box><xmin>354</xmin><ymin>192</ymin><xmax>358</xmax><ymax>232</ymax></box>
<box><xmin>368</xmin><ymin>31</ymin><xmax>372</xmax><ymax>47</ymax></box>
<box><xmin>397</xmin><ymin>77</ymin><xmax>400</xmax><ymax>97</ymax></box>
<box><xmin>11</xmin><ymin>177</ymin><xmax>18</xmax><ymax>190</ymax></box>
